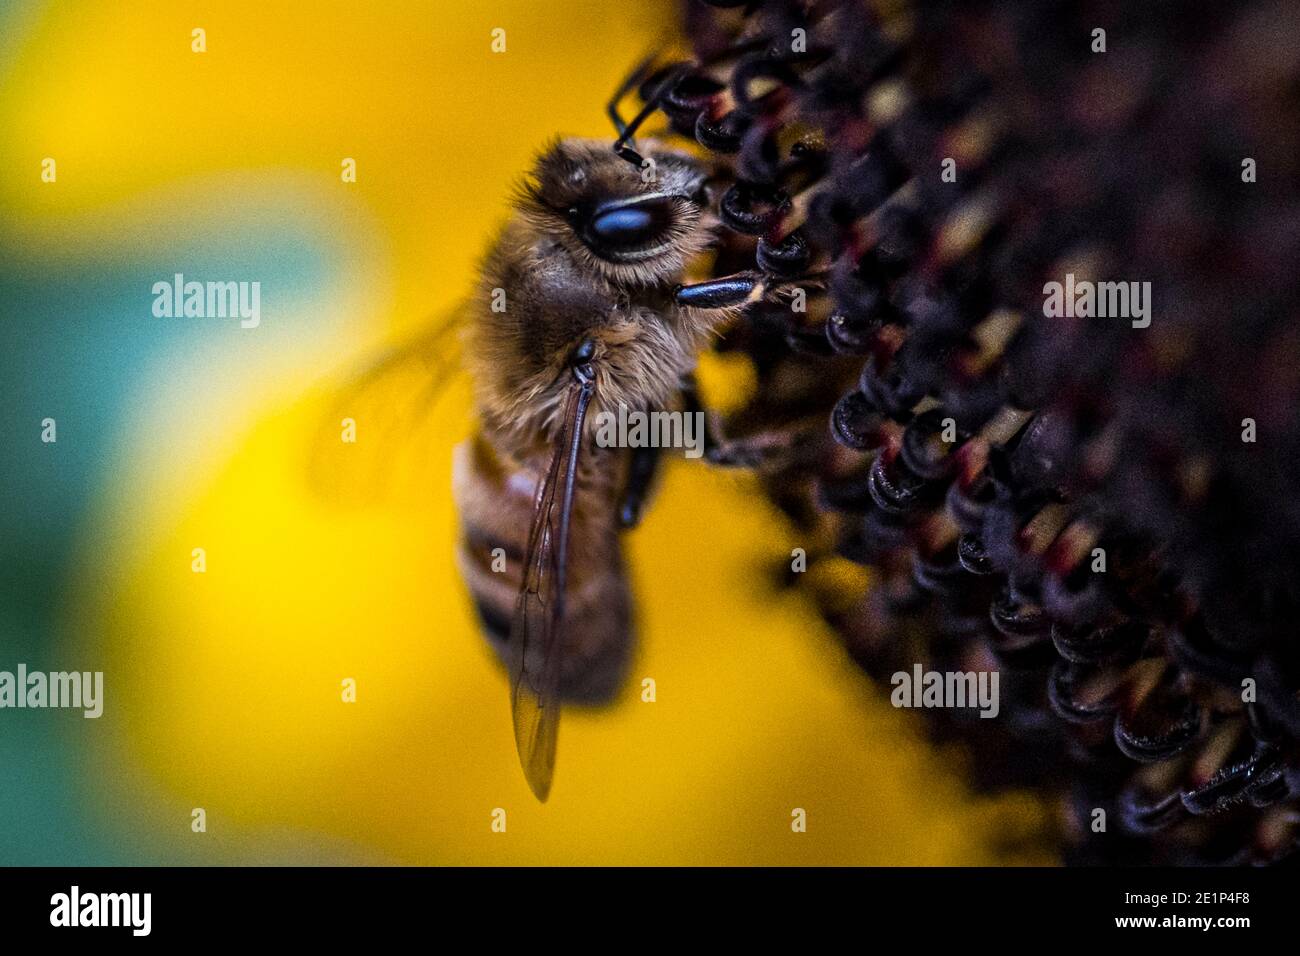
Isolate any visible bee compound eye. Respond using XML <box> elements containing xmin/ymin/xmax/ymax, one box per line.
<box><xmin>580</xmin><ymin>196</ymin><xmax>675</xmax><ymax>256</ymax></box>
<box><xmin>571</xmin><ymin>338</ymin><xmax>597</xmax><ymax>364</ymax></box>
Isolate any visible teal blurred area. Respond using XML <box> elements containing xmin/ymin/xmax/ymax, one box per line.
<box><xmin>0</xmin><ymin>201</ymin><xmax>359</xmax><ymax>862</ymax></box>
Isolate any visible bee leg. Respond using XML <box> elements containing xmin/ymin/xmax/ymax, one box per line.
<box><xmin>674</xmin><ymin>271</ymin><xmax>763</xmax><ymax>309</ymax></box>
<box><xmin>680</xmin><ymin>374</ymin><xmax>762</xmax><ymax>467</ymax></box>
<box><xmin>682</xmin><ymin>374</ymin><xmax>735</xmax><ymax>463</ymax></box>
<box><xmin>618</xmin><ymin>443</ymin><xmax>662</xmax><ymax>529</ymax></box>
<box><xmin>675</xmin><ymin>269</ymin><xmax>828</xmax><ymax>311</ymax></box>
<box><xmin>706</xmin><ymin>430</ymin><xmax>803</xmax><ymax>468</ymax></box>
<box><xmin>681</xmin><ymin>375</ymin><xmax>810</xmax><ymax>469</ymax></box>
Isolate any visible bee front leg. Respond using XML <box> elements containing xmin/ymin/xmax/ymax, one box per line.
<box><xmin>674</xmin><ymin>270</ymin><xmax>827</xmax><ymax>311</ymax></box>
<box><xmin>673</xmin><ymin>272</ymin><xmax>763</xmax><ymax>310</ymax></box>
<box><xmin>618</xmin><ymin>443</ymin><xmax>662</xmax><ymax>529</ymax></box>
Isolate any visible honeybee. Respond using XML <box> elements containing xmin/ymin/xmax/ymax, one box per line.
<box><xmin>315</xmin><ymin>61</ymin><xmax>796</xmax><ymax>801</ymax></box>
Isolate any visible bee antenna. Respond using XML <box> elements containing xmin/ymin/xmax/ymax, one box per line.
<box><xmin>608</xmin><ymin>37</ymin><xmax>773</xmax><ymax>169</ymax></box>
<box><xmin>607</xmin><ymin>52</ymin><xmax>661</xmax><ymax>140</ymax></box>
<box><xmin>610</xmin><ymin>62</ymin><xmax>688</xmax><ymax>170</ymax></box>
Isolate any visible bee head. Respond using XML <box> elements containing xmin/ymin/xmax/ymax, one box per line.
<box><xmin>519</xmin><ymin>138</ymin><xmax>714</xmax><ymax>287</ymax></box>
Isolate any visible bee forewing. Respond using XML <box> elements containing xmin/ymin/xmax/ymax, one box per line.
<box><xmin>509</xmin><ymin>566</ymin><xmax>562</xmax><ymax>801</ymax></box>
<box><xmin>506</xmin><ymin>372</ymin><xmax>595</xmax><ymax>801</ymax></box>
<box><xmin>307</xmin><ymin>307</ymin><xmax>468</xmax><ymax>504</ymax></box>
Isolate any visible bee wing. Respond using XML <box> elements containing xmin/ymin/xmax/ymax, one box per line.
<box><xmin>307</xmin><ymin>308</ymin><xmax>468</xmax><ymax>504</ymax></box>
<box><xmin>509</xmin><ymin>370</ymin><xmax>596</xmax><ymax>802</ymax></box>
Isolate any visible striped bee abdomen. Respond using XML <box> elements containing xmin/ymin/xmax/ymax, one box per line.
<box><xmin>452</xmin><ymin>433</ymin><xmax>634</xmax><ymax>704</ymax></box>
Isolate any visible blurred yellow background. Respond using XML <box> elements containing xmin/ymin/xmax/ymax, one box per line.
<box><xmin>0</xmin><ymin>0</ymin><xmax>1051</xmax><ymax>864</ymax></box>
